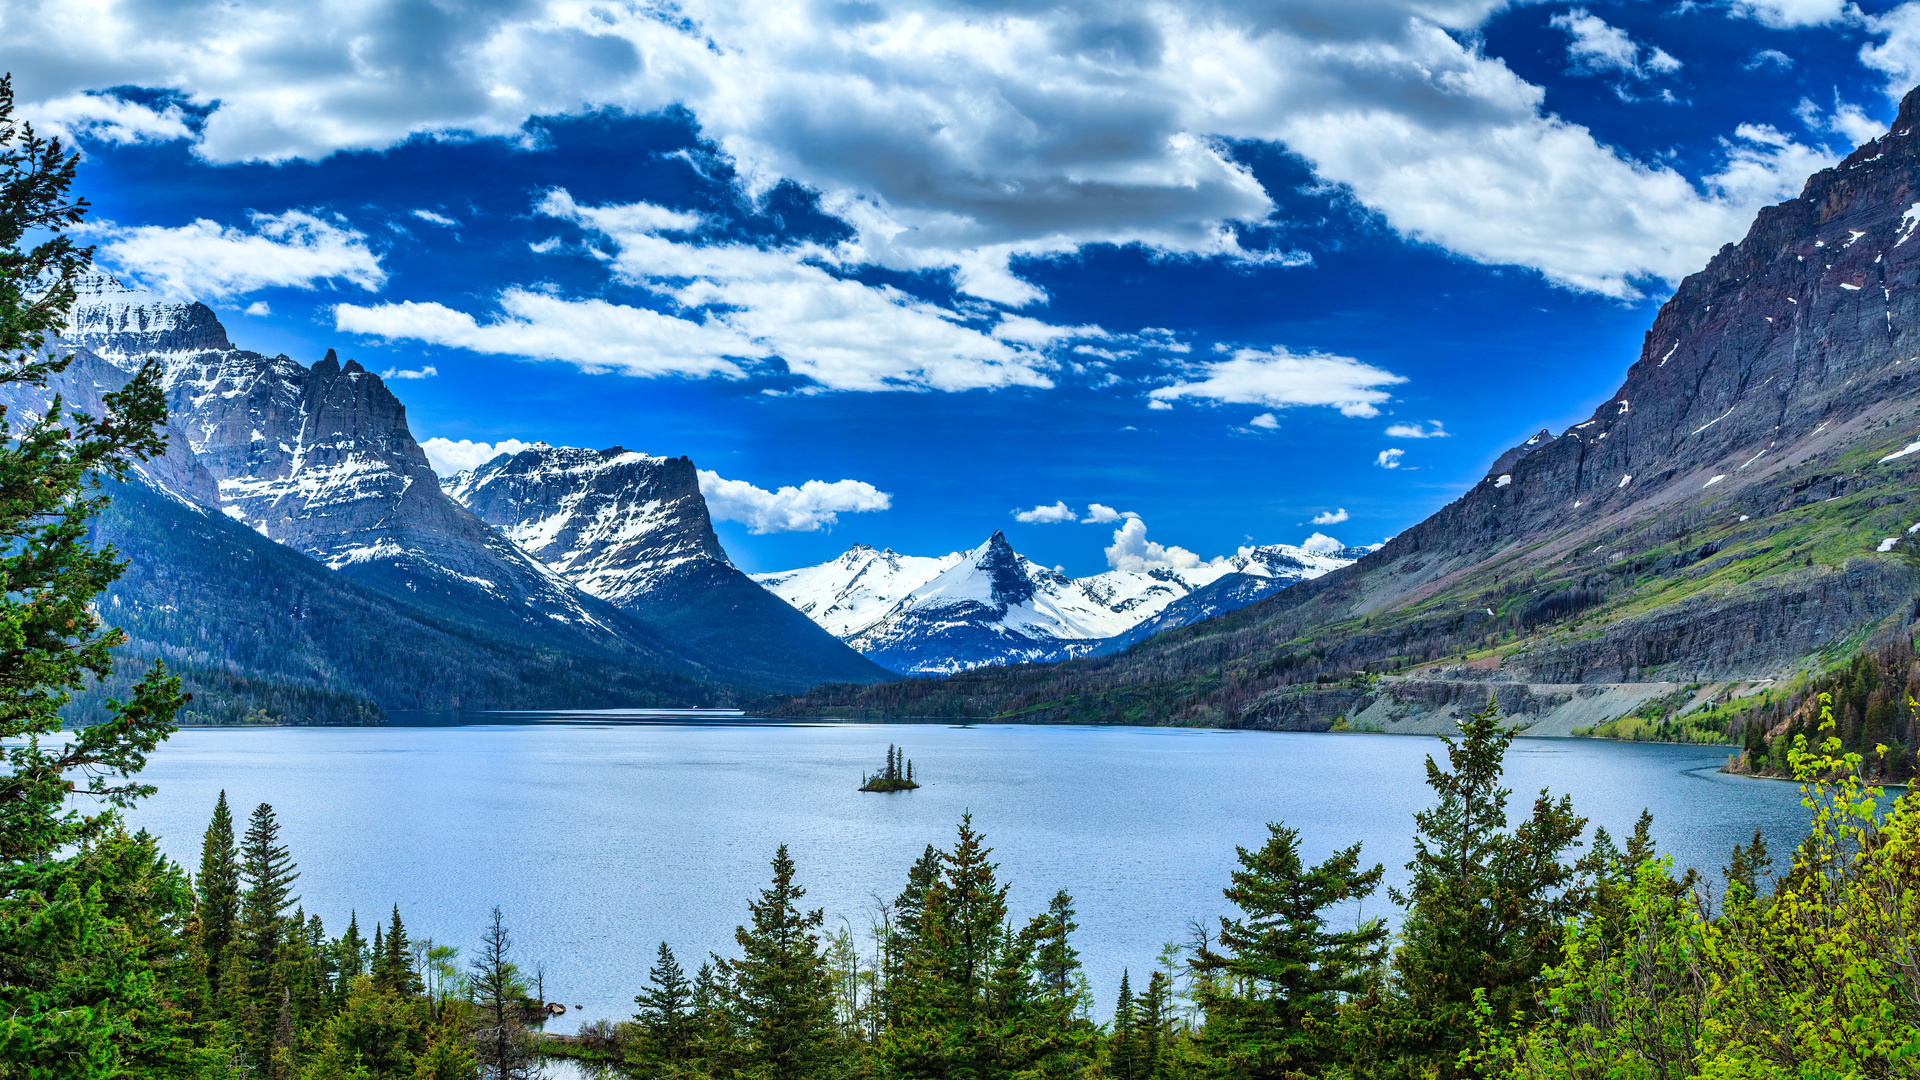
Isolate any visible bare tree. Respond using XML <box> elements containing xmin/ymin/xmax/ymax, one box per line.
<box><xmin>469</xmin><ymin>907</ymin><xmax>537</xmax><ymax>1080</ymax></box>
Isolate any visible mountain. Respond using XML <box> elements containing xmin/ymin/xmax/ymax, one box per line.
<box><xmin>445</xmin><ymin>444</ymin><xmax>887</xmax><ymax>689</ymax></box>
<box><xmin>63</xmin><ymin>276</ymin><xmax>650</xmax><ymax>644</ymax></box>
<box><xmin>754</xmin><ymin>532</ymin><xmax>1359</xmax><ymax>673</ymax></box>
<box><xmin>47</xmin><ymin>276</ymin><xmax>877</xmax><ymax>717</ymax></box>
<box><xmin>770</xmin><ymin>87</ymin><xmax>1920</xmax><ymax>731</ymax></box>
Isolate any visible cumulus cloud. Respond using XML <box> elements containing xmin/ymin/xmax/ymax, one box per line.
<box><xmin>1732</xmin><ymin>0</ymin><xmax>1855</xmax><ymax>29</ymax></box>
<box><xmin>1384</xmin><ymin>421</ymin><xmax>1448</xmax><ymax>438</ymax></box>
<box><xmin>0</xmin><ymin>0</ymin><xmax>1860</xmax><ymax>301</ymax></box>
<box><xmin>243</xmin><ymin>301</ymin><xmax>270</xmax><ymax>317</ymax></box>
<box><xmin>697</xmin><ymin>470</ymin><xmax>891</xmax><ymax>533</ymax></box>
<box><xmin>1312</xmin><ymin>508</ymin><xmax>1350</xmax><ymax>525</ymax></box>
<box><xmin>341</xmin><ymin>190</ymin><xmax>1068</xmax><ymax>392</ymax></box>
<box><xmin>1248</xmin><ymin>413</ymin><xmax>1279</xmax><ymax>429</ymax></box>
<box><xmin>25</xmin><ymin>92</ymin><xmax>193</xmax><ymax>145</ymax></box>
<box><xmin>1105</xmin><ymin>517</ymin><xmax>1204</xmax><ymax>572</ymax></box>
<box><xmin>420</xmin><ymin>437</ymin><xmax>533</xmax><ymax>477</ymax></box>
<box><xmin>380</xmin><ymin>365</ymin><xmax>437</xmax><ymax>380</ymax></box>
<box><xmin>1301</xmin><ymin>532</ymin><xmax>1347</xmax><ymax>554</ymax></box>
<box><xmin>96</xmin><ymin>210</ymin><xmax>385</xmax><ymax>299</ymax></box>
<box><xmin>1149</xmin><ymin>348</ymin><xmax>1405</xmax><ymax>418</ymax></box>
<box><xmin>1551</xmin><ymin>9</ymin><xmax>1680</xmax><ymax>79</ymax></box>
<box><xmin>1082</xmin><ymin>504</ymin><xmax>1139</xmax><ymax>525</ymax></box>
<box><xmin>1746</xmin><ymin>49</ymin><xmax>1796</xmax><ymax>71</ymax></box>
<box><xmin>1013</xmin><ymin>501</ymin><xmax>1077</xmax><ymax>524</ymax></box>
<box><xmin>411</xmin><ymin>209</ymin><xmax>460</xmax><ymax>227</ymax></box>
<box><xmin>1376</xmin><ymin>448</ymin><xmax>1405</xmax><ymax>469</ymax></box>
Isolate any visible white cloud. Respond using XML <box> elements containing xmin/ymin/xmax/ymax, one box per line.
<box><xmin>1312</xmin><ymin>508</ymin><xmax>1350</xmax><ymax>525</ymax></box>
<box><xmin>1082</xmin><ymin>503</ymin><xmax>1139</xmax><ymax>525</ymax></box>
<box><xmin>1105</xmin><ymin>517</ymin><xmax>1204</xmax><ymax>572</ymax></box>
<box><xmin>1732</xmin><ymin>0</ymin><xmax>1855</xmax><ymax>29</ymax></box>
<box><xmin>381</xmin><ymin>365</ymin><xmax>438</xmax><ymax>380</ymax></box>
<box><xmin>0</xmin><ymin>0</ymin><xmax>1860</xmax><ymax>302</ymax></box>
<box><xmin>1384</xmin><ymin>421</ymin><xmax>1449</xmax><ymax>438</ymax></box>
<box><xmin>1248</xmin><ymin>413</ymin><xmax>1279</xmax><ymax>429</ymax></box>
<box><xmin>411</xmin><ymin>209</ymin><xmax>460</xmax><ymax>227</ymax></box>
<box><xmin>342</xmin><ymin>190</ymin><xmax>1069</xmax><ymax>393</ymax></box>
<box><xmin>243</xmin><ymin>301</ymin><xmax>270</xmax><ymax>317</ymax></box>
<box><xmin>1864</xmin><ymin>5</ymin><xmax>1920</xmax><ymax>97</ymax></box>
<box><xmin>697</xmin><ymin>470</ymin><xmax>891</xmax><ymax>533</ymax></box>
<box><xmin>96</xmin><ymin>210</ymin><xmax>386</xmax><ymax>299</ymax></box>
<box><xmin>1550</xmin><ymin>9</ymin><xmax>1679</xmax><ymax>80</ymax></box>
<box><xmin>337</xmin><ymin>290</ymin><xmax>754</xmax><ymax>381</ymax></box>
<box><xmin>24</xmin><ymin>92</ymin><xmax>192</xmax><ymax>145</ymax></box>
<box><xmin>1376</xmin><ymin>448</ymin><xmax>1405</xmax><ymax>469</ymax></box>
<box><xmin>1013</xmin><ymin>501</ymin><xmax>1077</xmax><ymax>524</ymax></box>
<box><xmin>420</xmin><ymin>437</ymin><xmax>533</xmax><ymax>477</ymax></box>
<box><xmin>1150</xmin><ymin>348</ymin><xmax>1406</xmax><ymax>418</ymax></box>
<box><xmin>1746</xmin><ymin>49</ymin><xmax>1796</xmax><ymax>71</ymax></box>
<box><xmin>1301</xmin><ymin>532</ymin><xmax>1346</xmax><ymax>554</ymax></box>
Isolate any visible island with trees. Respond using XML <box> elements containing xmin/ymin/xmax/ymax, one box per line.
<box><xmin>860</xmin><ymin>744</ymin><xmax>919</xmax><ymax>791</ymax></box>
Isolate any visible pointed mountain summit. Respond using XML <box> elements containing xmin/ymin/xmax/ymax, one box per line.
<box><xmin>777</xmin><ymin>84</ymin><xmax>1920</xmax><ymax>728</ymax></box>
<box><xmin>446</xmin><ymin>443</ymin><xmax>887</xmax><ymax>689</ymax></box>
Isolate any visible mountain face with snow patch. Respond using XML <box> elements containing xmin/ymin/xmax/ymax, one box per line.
<box><xmin>754</xmin><ymin>532</ymin><xmax>1357</xmax><ymax>674</ymax></box>
<box><xmin>63</xmin><ymin>277</ymin><xmax>626</xmax><ymax>639</ymax></box>
<box><xmin>445</xmin><ymin>443</ymin><xmax>888</xmax><ymax>688</ymax></box>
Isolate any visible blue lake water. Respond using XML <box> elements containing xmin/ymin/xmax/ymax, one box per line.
<box><xmin>122</xmin><ymin>721</ymin><xmax>1820</xmax><ymax>1030</ymax></box>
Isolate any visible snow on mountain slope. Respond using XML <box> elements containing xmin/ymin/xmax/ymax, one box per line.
<box><xmin>446</xmin><ymin>443</ymin><xmax>889</xmax><ymax>688</ymax></box>
<box><xmin>750</xmin><ymin>544</ymin><xmax>962</xmax><ymax>638</ymax></box>
<box><xmin>59</xmin><ymin>276</ymin><xmax>658</xmax><ymax>645</ymax></box>
<box><xmin>755</xmin><ymin>531</ymin><xmax>1361</xmax><ymax>674</ymax></box>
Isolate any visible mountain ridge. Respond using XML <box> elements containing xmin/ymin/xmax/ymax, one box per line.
<box><xmin>755</xmin><ymin>531</ymin><xmax>1362</xmax><ymax>673</ymax></box>
<box><xmin>766</xmin><ymin>86</ymin><xmax>1920</xmax><ymax>730</ymax></box>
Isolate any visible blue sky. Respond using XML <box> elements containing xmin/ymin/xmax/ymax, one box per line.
<box><xmin>9</xmin><ymin>0</ymin><xmax>1917</xmax><ymax>574</ymax></box>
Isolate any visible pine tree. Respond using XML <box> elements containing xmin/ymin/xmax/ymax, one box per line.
<box><xmin>633</xmin><ymin>941</ymin><xmax>697</xmax><ymax>1068</ymax></box>
<box><xmin>1136</xmin><ymin>970</ymin><xmax>1172</xmax><ymax>1080</ymax></box>
<box><xmin>1110</xmin><ymin>970</ymin><xmax>1140</xmax><ymax>1080</ymax></box>
<box><xmin>0</xmin><ymin>72</ymin><xmax>187</xmax><ymax>1080</ymax></box>
<box><xmin>1192</xmin><ymin>822</ymin><xmax>1387</xmax><ymax>1077</ymax></box>
<box><xmin>374</xmin><ymin>904</ymin><xmax>421</xmax><ymax>995</ymax></box>
<box><xmin>1389</xmin><ymin>697</ymin><xmax>1588</xmax><ymax>1077</ymax></box>
<box><xmin>719</xmin><ymin>845</ymin><xmax>842</xmax><ymax>1080</ymax></box>
<box><xmin>194</xmin><ymin>790</ymin><xmax>240</xmax><ymax>1012</ymax></box>
<box><xmin>337</xmin><ymin>911</ymin><xmax>367</xmax><ymax>988</ymax></box>
<box><xmin>237</xmin><ymin>802</ymin><xmax>300</xmax><ymax>1067</ymax></box>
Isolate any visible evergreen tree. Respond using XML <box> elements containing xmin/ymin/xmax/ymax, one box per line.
<box><xmin>195</xmin><ymin>790</ymin><xmax>241</xmax><ymax>1012</ymax></box>
<box><xmin>337</xmin><ymin>911</ymin><xmax>367</xmax><ymax>989</ymax></box>
<box><xmin>718</xmin><ymin>845</ymin><xmax>843</xmax><ymax>1080</ymax></box>
<box><xmin>1136</xmin><ymin>971</ymin><xmax>1172</xmax><ymax>1080</ymax></box>
<box><xmin>632</xmin><ymin>941</ymin><xmax>697</xmax><ymax>1069</ymax></box>
<box><xmin>1191</xmin><ymin>821</ymin><xmax>1387</xmax><ymax>1077</ymax></box>
<box><xmin>0</xmin><ymin>72</ymin><xmax>187</xmax><ymax>1079</ymax></box>
<box><xmin>1110</xmin><ymin>970</ymin><xmax>1140</xmax><ymax>1080</ymax></box>
<box><xmin>238</xmin><ymin>802</ymin><xmax>301</xmax><ymax>1068</ymax></box>
<box><xmin>375</xmin><ymin>905</ymin><xmax>421</xmax><ymax>995</ymax></box>
<box><xmin>1388</xmin><ymin>698</ymin><xmax>1588</xmax><ymax>1076</ymax></box>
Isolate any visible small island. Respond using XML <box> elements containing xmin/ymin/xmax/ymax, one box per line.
<box><xmin>860</xmin><ymin>744</ymin><xmax>920</xmax><ymax>792</ymax></box>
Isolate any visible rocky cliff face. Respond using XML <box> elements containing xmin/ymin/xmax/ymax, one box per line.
<box><xmin>61</xmin><ymin>278</ymin><xmax>673</xmax><ymax>649</ymax></box>
<box><xmin>756</xmin><ymin>532</ymin><xmax>1357</xmax><ymax>674</ymax></box>
<box><xmin>447</xmin><ymin>443</ymin><xmax>887</xmax><ymax>689</ymax></box>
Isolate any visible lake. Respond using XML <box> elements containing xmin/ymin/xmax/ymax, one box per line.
<box><xmin>122</xmin><ymin>720</ymin><xmax>1819</xmax><ymax>1030</ymax></box>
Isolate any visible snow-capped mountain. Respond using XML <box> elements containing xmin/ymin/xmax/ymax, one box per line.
<box><xmin>753</xmin><ymin>531</ymin><xmax>1361</xmax><ymax>674</ymax></box>
<box><xmin>62</xmin><ymin>276</ymin><xmax>628</xmax><ymax>639</ymax></box>
<box><xmin>446</xmin><ymin>443</ymin><xmax>887</xmax><ymax>688</ymax></box>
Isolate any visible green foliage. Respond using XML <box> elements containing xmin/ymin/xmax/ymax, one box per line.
<box><xmin>1190</xmin><ymin>822</ymin><xmax>1387</xmax><ymax>1078</ymax></box>
<box><xmin>717</xmin><ymin>845</ymin><xmax>844</xmax><ymax>1080</ymax></box>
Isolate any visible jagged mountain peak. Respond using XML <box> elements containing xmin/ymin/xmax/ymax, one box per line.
<box><xmin>758</xmin><ymin>532</ymin><xmax>1360</xmax><ymax>674</ymax></box>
